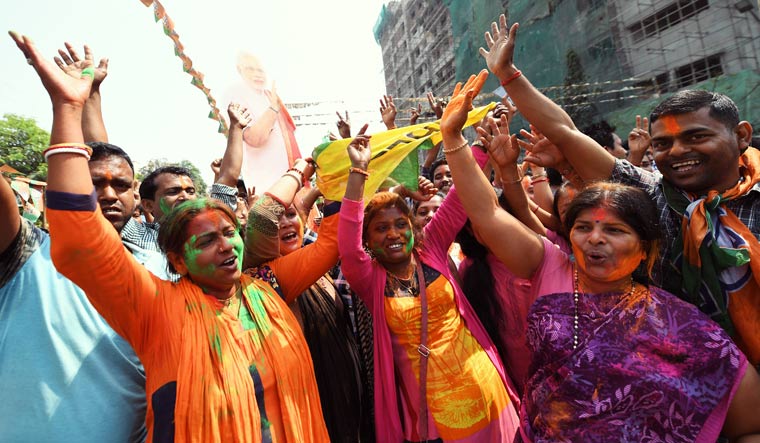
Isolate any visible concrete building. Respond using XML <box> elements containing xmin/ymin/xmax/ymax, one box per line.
<box><xmin>373</xmin><ymin>0</ymin><xmax>456</xmax><ymax>100</ymax></box>
<box><xmin>611</xmin><ymin>0</ymin><xmax>760</xmax><ymax>94</ymax></box>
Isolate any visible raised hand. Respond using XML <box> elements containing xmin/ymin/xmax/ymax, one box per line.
<box><xmin>427</xmin><ymin>92</ymin><xmax>445</xmax><ymax>119</ymax></box>
<box><xmin>520</xmin><ymin>129</ymin><xmax>567</xmax><ymax>170</ymax></box>
<box><xmin>10</xmin><ymin>32</ymin><xmax>93</xmax><ymax>107</ymax></box>
<box><xmin>479</xmin><ymin>14</ymin><xmax>520</xmax><ymax>81</ymax></box>
<box><xmin>628</xmin><ymin>115</ymin><xmax>651</xmax><ymax>162</ymax></box>
<box><xmin>336</xmin><ymin>110</ymin><xmax>351</xmax><ymax>139</ymax></box>
<box><xmin>477</xmin><ymin>115</ymin><xmax>519</xmax><ymax>168</ymax></box>
<box><xmin>379</xmin><ymin>95</ymin><xmax>397</xmax><ymax>130</ymax></box>
<box><xmin>210</xmin><ymin>158</ymin><xmax>222</xmax><ymax>178</ymax></box>
<box><xmin>493</xmin><ymin>97</ymin><xmax>518</xmax><ymax>126</ymax></box>
<box><xmin>228</xmin><ymin>103</ymin><xmax>252</xmax><ymax>129</ymax></box>
<box><xmin>440</xmin><ymin>70</ymin><xmax>489</xmax><ymax>137</ymax></box>
<box><xmin>409</xmin><ymin>103</ymin><xmax>422</xmax><ymax>125</ymax></box>
<box><xmin>54</xmin><ymin>42</ymin><xmax>108</xmax><ymax>93</ymax></box>
<box><xmin>347</xmin><ymin>123</ymin><xmax>371</xmax><ymax>169</ymax></box>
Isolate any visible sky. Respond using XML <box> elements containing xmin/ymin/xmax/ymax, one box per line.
<box><xmin>1</xmin><ymin>0</ymin><xmax>389</xmax><ymax>184</ymax></box>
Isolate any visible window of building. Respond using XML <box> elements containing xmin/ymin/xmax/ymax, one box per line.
<box><xmin>674</xmin><ymin>54</ymin><xmax>723</xmax><ymax>88</ymax></box>
<box><xmin>628</xmin><ymin>0</ymin><xmax>709</xmax><ymax>42</ymax></box>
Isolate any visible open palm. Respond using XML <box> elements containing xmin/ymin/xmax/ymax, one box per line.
<box><xmin>10</xmin><ymin>32</ymin><xmax>92</xmax><ymax>107</ymax></box>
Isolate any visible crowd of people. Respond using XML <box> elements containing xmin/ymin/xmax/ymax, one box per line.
<box><xmin>3</xmin><ymin>12</ymin><xmax>760</xmax><ymax>443</ymax></box>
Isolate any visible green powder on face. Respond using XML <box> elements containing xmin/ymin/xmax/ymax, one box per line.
<box><xmin>159</xmin><ymin>197</ymin><xmax>173</xmax><ymax>217</ymax></box>
<box><xmin>370</xmin><ymin>245</ymin><xmax>386</xmax><ymax>257</ymax></box>
<box><xmin>228</xmin><ymin>231</ymin><xmax>244</xmax><ymax>271</ymax></box>
<box><xmin>183</xmin><ymin>234</ymin><xmax>216</xmax><ymax>277</ymax></box>
<box><xmin>403</xmin><ymin>229</ymin><xmax>414</xmax><ymax>254</ymax></box>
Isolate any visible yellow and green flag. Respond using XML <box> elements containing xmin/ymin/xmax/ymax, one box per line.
<box><xmin>313</xmin><ymin>103</ymin><xmax>495</xmax><ymax>201</ymax></box>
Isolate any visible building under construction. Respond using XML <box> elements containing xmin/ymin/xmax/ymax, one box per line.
<box><xmin>373</xmin><ymin>0</ymin><xmax>760</xmax><ymax>129</ymax></box>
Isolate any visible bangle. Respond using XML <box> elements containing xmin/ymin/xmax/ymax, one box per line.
<box><xmin>500</xmin><ymin>70</ymin><xmax>522</xmax><ymax>87</ymax></box>
<box><xmin>442</xmin><ymin>140</ymin><xmax>469</xmax><ymax>154</ymax></box>
<box><xmin>269</xmin><ymin>106</ymin><xmax>280</xmax><ymax>114</ymax></box>
<box><xmin>349</xmin><ymin>167</ymin><xmax>370</xmax><ymax>179</ymax></box>
<box><xmin>531</xmin><ymin>177</ymin><xmax>549</xmax><ymax>185</ymax></box>
<box><xmin>503</xmin><ymin>172</ymin><xmax>523</xmax><ymax>185</ymax></box>
<box><xmin>282</xmin><ymin>173</ymin><xmax>303</xmax><ymax>189</ymax></box>
<box><xmin>43</xmin><ymin>143</ymin><xmax>93</xmax><ymax>161</ymax></box>
<box><xmin>286</xmin><ymin>167</ymin><xmax>306</xmax><ymax>185</ymax></box>
<box><xmin>531</xmin><ymin>172</ymin><xmax>547</xmax><ymax>179</ymax></box>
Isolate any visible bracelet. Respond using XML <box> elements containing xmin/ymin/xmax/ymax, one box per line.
<box><xmin>269</xmin><ymin>106</ymin><xmax>280</xmax><ymax>114</ymax></box>
<box><xmin>531</xmin><ymin>177</ymin><xmax>549</xmax><ymax>185</ymax></box>
<box><xmin>500</xmin><ymin>70</ymin><xmax>522</xmax><ymax>87</ymax></box>
<box><xmin>442</xmin><ymin>140</ymin><xmax>469</xmax><ymax>154</ymax></box>
<box><xmin>43</xmin><ymin>143</ymin><xmax>93</xmax><ymax>161</ymax></box>
<box><xmin>531</xmin><ymin>172</ymin><xmax>547</xmax><ymax>179</ymax></box>
<box><xmin>282</xmin><ymin>171</ymin><xmax>303</xmax><ymax>188</ymax></box>
<box><xmin>44</xmin><ymin>142</ymin><xmax>93</xmax><ymax>156</ymax></box>
<box><xmin>530</xmin><ymin>204</ymin><xmax>540</xmax><ymax>213</ymax></box>
<box><xmin>503</xmin><ymin>172</ymin><xmax>523</xmax><ymax>185</ymax></box>
<box><xmin>349</xmin><ymin>167</ymin><xmax>370</xmax><ymax>180</ymax></box>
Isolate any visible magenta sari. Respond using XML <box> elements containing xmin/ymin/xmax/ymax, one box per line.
<box><xmin>519</xmin><ymin>282</ymin><xmax>747</xmax><ymax>443</ymax></box>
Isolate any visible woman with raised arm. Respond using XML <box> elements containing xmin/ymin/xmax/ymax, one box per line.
<box><xmin>439</xmin><ymin>48</ymin><xmax>760</xmax><ymax>443</ymax></box>
<box><xmin>337</xmin><ymin>121</ymin><xmax>520</xmax><ymax>442</ymax></box>
<box><xmin>11</xmin><ymin>32</ymin><xmax>331</xmax><ymax>442</ymax></box>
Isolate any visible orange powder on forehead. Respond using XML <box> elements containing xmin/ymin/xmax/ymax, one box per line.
<box><xmin>104</xmin><ymin>169</ymin><xmax>113</xmax><ymax>181</ymax></box>
<box><xmin>591</xmin><ymin>207</ymin><xmax>608</xmax><ymax>223</ymax></box>
<box><xmin>660</xmin><ymin>115</ymin><xmax>682</xmax><ymax>135</ymax></box>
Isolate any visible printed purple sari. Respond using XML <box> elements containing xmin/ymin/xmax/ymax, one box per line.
<box><xmin>518</xmin><ymin>284</ymin><xmax>747</xmax><ymax>443</ymax></box>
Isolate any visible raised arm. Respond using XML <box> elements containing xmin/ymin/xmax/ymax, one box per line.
<box><xmin>338</xmin><ymin>125</ymin><xmax>376</xmax><ymax>298</ymax></box>
<box><xmin>0</xmin><ymin>174</ymin><xmax>20</xmax><ymax>254</ymax></box>
<box><xmin>242</xmin><ymin>158</ymin><xmax>314</xmax><ymax>268</ymax></box>
<box><xmin>439</xmin><ymin>69</ymin><xmax>544</xmax><ymax>279</ymax></box>
<box><xmin>479</xmin><ymin>14</ymin><xmax>615</xmax><ymax>182</ymax></box>
<box><xmin>54</xmin><ymin>42</ymin><xmax>109</xmax><ymax>143</ymax></box>
<box><xmin>12</xmin><ymin>33</ymin><xmax>158</xmax><ymax>351</ymax></box>
<box><xmin>477</xmin><ymin>115</ymin><xmax>547</xmax><ymax>236</ymax></box>
<box><xmin>216</xmin><ymin>103</ymin><xmax>251</xmax><ymax>187</ymax></box>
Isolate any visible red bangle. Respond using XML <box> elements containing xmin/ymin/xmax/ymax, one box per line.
<box><xmin>530</xmin><ymin>177</ymin><xmax>549</xmax><ymax>185</ymax></box>
<box><xmin>500</xmin><ymin>70</ymin><xmax>522</xmax><ymax>87</ymax></box>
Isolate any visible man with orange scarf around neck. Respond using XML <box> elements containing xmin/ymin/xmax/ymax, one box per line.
<box><xmin>10</xmin><ymin>32</ymin><xmax>332</xmax><ymax>443</ymax></box>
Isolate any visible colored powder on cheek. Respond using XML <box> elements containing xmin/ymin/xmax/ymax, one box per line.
<box><xmin>404</xmin><ymin>229</ymin><xmax>414</xmax><ymax>254</ymax></box>
<box><xmin>159</xmin><ymin>197</ymin><xmax>172</xmax><ymax>216</ymax></box>
<box><xmin>607</xmin><ymin>253</ymin><xmax>644</xmax><ymax>281</ymax></box>
<box><xmin>228</xmin><ymin>231</ymin><xmax>244</xmax><ymax>271</ymax></box>
<box><xmin>183</xmin><ymin>235</ymin><xmax>216</xmax><ymax>277</ymax></box>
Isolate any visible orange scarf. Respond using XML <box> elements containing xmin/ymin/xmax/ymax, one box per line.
<box><xmin>666</xmin><ymin>147</ymin><xmax>760</xmax><ymax>364</ymax></box>
<box><xmin>174</xmin><ymin>274</ymin><xmax>328</xmax><ymax>441</ymax></box>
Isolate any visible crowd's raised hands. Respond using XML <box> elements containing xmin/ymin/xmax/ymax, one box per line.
<box><xmin>11</xmin><ymin>32</ymin><xmax>93</xmax><ymax>109</ymax></box>
<box><xmin>409</xmin><ymin>103</ymin><xmax>422</xmax><ymax>125</ymax></box>
<box><xmin>379</xmin><ymin>95</ymin><xmax>397</xmax><ymax>130</ymax></box>
<box><xmin>336</xmin><ymin>110</ymin><xmax>351</xmax><ymax>139</ymax></box>
<box><xmin>426</xmin><ymin>92</ymin><xmax>446</xmax><ymax>119</ymax></box>
<box><xmin>440</xmin><ymin>70</ymin><xmax>489</xmax><ymax>138</ymax></box>
<box><xmin>54</xmin><ymin>42</ymin><xmax>108</xmax><ymax>92</ymax></box>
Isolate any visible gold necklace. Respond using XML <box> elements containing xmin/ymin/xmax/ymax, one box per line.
<box><xmin>572</xmin><ymin>266</ymin><xmax>634</xmax><ymax>349</ymax></box>
<box><xmin>388</xmin><ymin>264</ymin><xmax>419</xmax><ymax>296</ymax></box>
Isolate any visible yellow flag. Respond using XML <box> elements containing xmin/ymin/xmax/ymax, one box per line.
<box><xmin>313</xmin><ymin>103</ymin><xmax>496</xmax><ymax>201</ymax></box>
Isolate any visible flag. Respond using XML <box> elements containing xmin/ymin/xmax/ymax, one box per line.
<box><xmin>313</xmin><ymin>103</ymin><xmax>495</xmax><ymax>201</ymax></box>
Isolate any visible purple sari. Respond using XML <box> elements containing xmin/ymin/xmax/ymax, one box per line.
<box><xmin>519</xmin><ymin>284</ymin><xmax>746</xmax><ymax>443</ymax></box>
